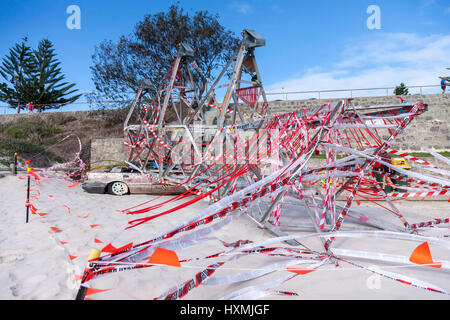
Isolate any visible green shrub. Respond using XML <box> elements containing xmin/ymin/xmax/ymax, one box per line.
<box><xmin>3</xmin><ymin>119</ymin><xmax>61</xmax><ymax>143</ymax></box>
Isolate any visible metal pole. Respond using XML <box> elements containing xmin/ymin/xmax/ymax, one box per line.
<box><xmin>13</xmin><ymin>153</ymin><xmax>17</xmax><ymax>175</ymax></box>
<box><xmin>26</xmin><ymin>168</ymin><xmax>31</xmax><ymax>223</ymax></box>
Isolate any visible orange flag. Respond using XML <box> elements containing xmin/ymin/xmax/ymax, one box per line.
<box><xmin>101</xmin><ymin>242</ymin><xmax>133</xmax><ymax>254</ymax></box>
<box><xmin>409</xmin><ymin>241</ymin><xmax>442</xmax><ymax>268</ymax></box>
<box><xmin>286</xmin><ymin>267</ymin><xmax>315</xmax><ymax>275</ymax></box>
<box><xmin>49</xmin><ymin>227</ymin><xmax>61</xmax><ymax>232</ymax></box>
<box><xmin>85</xmin><ymin>288</ymin><xmax>111</xmax><ymax>296</ymax></box>
<box><xmin>148</xmin><ymin>248</ymin><xmax>181</xmax><ymax>268</ymax></box>
<box><xmin>68</xmin><ymin>255</ymin><xmax>78</xmax><ymax>260</ymax></box>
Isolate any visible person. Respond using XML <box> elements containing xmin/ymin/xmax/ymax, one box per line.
<box><xmin>378</xmin><ymin>149</ymin><xmax>394</xmax><ymax>192</ymax></box>
<box><xmin>27</xmin><ymin>102</ymin><xmax>34</xmax><ymax>113</ymax></box>
<box><xmin>441</xmin><ymin>78</ymin><xmax>448</xmax><ymax>95</ymax></box>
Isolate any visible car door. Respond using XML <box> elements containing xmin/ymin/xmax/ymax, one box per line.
<box><xmin>122</xmin><ymin>172</ymin><xmax>153</xmax><ymax>194</ymax></box>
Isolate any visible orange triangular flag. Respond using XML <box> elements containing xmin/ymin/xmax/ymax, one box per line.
<box><xmin>101</xmin><ymin>242</ymin><xmax>133</xmax><ymax>254</ymax></box>
<box><xmin>90</xmin><ymin>224</ymin><xmax>100</xmax><ymax>229</ymax></box>
<box><xmin>356</xmin><ymin>200</ymin><xmax>361</xmax><ymax>206</ymax></box>
<box><xmin>101</xmin><ymin>243</ymin><xmax>117</xmax><ymax>253</ymax></box>
<box><xmin>30</xmin><ymin>205</ymin><xmax>38</xmax><ymax>215</ymax></box>
<box><xmin>49</xmin><ymin>227</ymin><xmax>61</xmax><ymax>232</ymax></box>
<box><xmin>38</xmin><ymin>212</ymin><xmax>49</xmax><ymax>217</ymax></box>
<box><xmin>409</xmin><ymin>241</ymin><xmax>442</xmax><ymax>268</ymax></box>
<box><xmin>85</xmin><ymin>288</ymin><xmax>111</xmax><ymax>296</ymax></box>
<box><xmin>94</xmin><ymin>238</ymin><xmax>103</xmax><ymax>244</ymax></box>
<box><xmin>68</xmin><ymin>255</ymin><xmax>78</xmax><ymax>260</ymax></box>
<box><xmin>148</xmin><ymin>248</ymin><xmax>181</xmax><ymax>268</ymax></box>
<box><xmin>286</xmin><ymin>267</ymin><xmax>315</xmax><ymax>275</ymax></box>
<box><xmin>60</xmin><ymin>241</ymin><xmax>69</xmax><ymax>245</ymax></box>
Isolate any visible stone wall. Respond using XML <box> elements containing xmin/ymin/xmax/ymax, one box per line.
<box><xmin>90</xmin><ymin>138</ymin><xmax>125</xmax><ymax>169</ymax></box>
<box><xmin>88</xmin><ymin>93</ymin><xmax>448</xmax><ymax>166</ymax></box>
<box><xmin>258</xmin><ymin>93</ymin><xmax>450</xmax><ymax>152</ymax></box>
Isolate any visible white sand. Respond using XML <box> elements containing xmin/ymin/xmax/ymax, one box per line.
<box><xmin>0</xmin><ymin>172</ymin><xmax>449</xmax><ymax>300</ymax></box>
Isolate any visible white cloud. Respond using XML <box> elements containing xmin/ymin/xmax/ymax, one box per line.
<box><xmin>266</xmin><ymin>33</ymin><xmax>450</xmax><ymax>99</ymax></box>
<box><xmin>229</xmin><ymin>2</ymin><xmax>251</xmax><ymax>14</ymax></box>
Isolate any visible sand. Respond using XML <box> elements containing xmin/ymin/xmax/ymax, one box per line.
<box><xmin>0</xmin><ymin>171</ymin><xmax>449</xmax><ymax>300</ymax></box>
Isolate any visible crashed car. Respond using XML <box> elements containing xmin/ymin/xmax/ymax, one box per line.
<box><xmin>82</xmin><ymin>166</ymin><xmax>185</xmax><ymax>196</ymax></box>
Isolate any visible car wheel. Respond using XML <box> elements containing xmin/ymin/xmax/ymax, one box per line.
<box><xmin>108</xmin><ymin>181</ymin><xmax>129</xmax><ymax>196</ymax></box>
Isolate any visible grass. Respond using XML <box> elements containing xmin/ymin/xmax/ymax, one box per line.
<box><xmin>0</xmin><ymin>118</ymin><xmax>64</xmax><ymax>167</ymax></box>
<box><xmin>4</xmin><ymin>119</ymin><xmax>61</xmax><ymax>141</ymax></box>
<box><xmin>408</xmin><ymin>151</ymin><xmax>450</xmax><ymax>158</ymax></box>
<box><xmin>311</xmin><ymin>151</ymin><xmax>450</xmax><ymax>159</ymax></box>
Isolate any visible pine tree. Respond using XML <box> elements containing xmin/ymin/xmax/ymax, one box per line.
<box><xmin>30</xmin><ymin>39</ymin><xmax>81</xmax><ymax>112</ymax></box>
<box><xmin>0</xmin><ymin>38</ymin><xmax>35</xmax><ymax>113</ymax></box>
<box><xmin>394</xmin><ymin>82</ymin><xmax>409</xmax><ymax>96</ymax></box>
<box><xmin>0</xmin><ymin>38</ymin><xmax>81</xmax><ymax>112</ymax></box>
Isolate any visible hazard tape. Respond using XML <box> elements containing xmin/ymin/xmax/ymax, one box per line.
<box><xmin>386</xmin><ymin>148</ymin><xmax>439</xmax><ymax>169</ymax></box>
<box><xmin>387</xmin><ymin>189</ymin><xmax>450</xmax><ymax>198</ymax></box>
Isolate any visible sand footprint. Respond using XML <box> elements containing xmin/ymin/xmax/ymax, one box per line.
<box><xmin>0</xmin><ymin>250</ymin><xmax>25</xmax><ymax>264</ymax></box>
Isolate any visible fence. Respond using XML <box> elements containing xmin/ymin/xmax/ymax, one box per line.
<box><xmin>0</xmin><ymin>84</ymin><xmax>444</xmax><ymax>115</ymax></box>
<box><xmin>265</xmin><ymin>84</ymin><xmax>443</xmax><ymax>101</ymax></box>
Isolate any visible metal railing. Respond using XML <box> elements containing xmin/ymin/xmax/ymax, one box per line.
<box><xmin>0</xmin><ymin>84</ymin><xmax>445</xmax><ymax>114</ymax></box>
<box><xmin>265</xmin><ymin>84</ymin><xmax>443</xmax><ymax>101</ymax></box>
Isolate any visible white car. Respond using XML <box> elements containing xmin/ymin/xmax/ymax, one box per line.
<box><xmin>82</xmin><ymin>166</ymin><xmax>185</xmax><ymax>196</ymax></box>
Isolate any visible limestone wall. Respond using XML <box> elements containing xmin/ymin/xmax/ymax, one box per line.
<box><xmin>90</xmin><ymin>138</ymin><xmax>125</xmax><ymax>169</ymax></box>
<box><xmin>90</xmin><ymin>93</ymin><xmax>448</xmax><ymax>165</ymax></box>
<box><xmin>259</xmin><ymin>94</ymin><xmax>450</xmax><ymax>152</ymax></box>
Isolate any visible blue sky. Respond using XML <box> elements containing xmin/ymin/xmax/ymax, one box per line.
<box><xmin>0</xmin><ymin>0</ymin><xmax>449</xmax><ymax>108</ymax></box>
